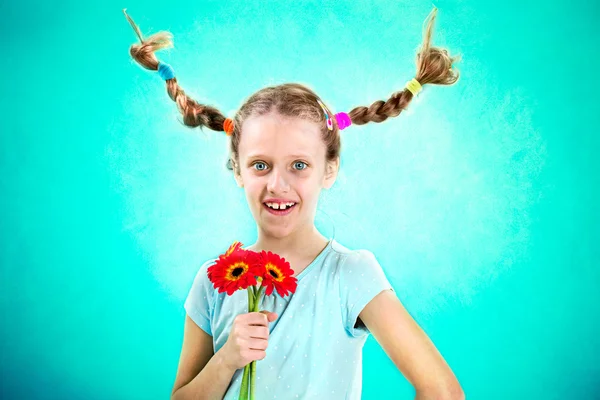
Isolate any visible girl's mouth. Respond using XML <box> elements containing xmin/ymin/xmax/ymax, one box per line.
<box><xmin>263</xmin><ymin>202</ymin><xmax>297</xmax><ymax>216</ymax></box>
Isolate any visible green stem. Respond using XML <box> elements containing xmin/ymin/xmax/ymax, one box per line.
<box><xmin>250</xmin><ymin>359</ymin><xmax>256</xmax><ymax>400</ymax></box>
<box><xmin>239</xmin><ymin>365</ymin><xmax>250</xmax><ymax>400</ymax></box>
<box><xmin>249</xmin><ymin>285</ymin><xmax>265</xmax><ymax>400</ymax></box>
<box><xmin>238</xmin><ymin>287</ymin><xmax>255</xmax><ymax>400</ymax></box>
<box><xmin>248</xmin><ymin>286</ymin><xmax>254</xmax><ymax>311</ymax></box>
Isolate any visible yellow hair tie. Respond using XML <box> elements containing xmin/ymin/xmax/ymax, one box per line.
<box><xmin>405</xmin><ymin>78</ymin><xmax>422</xmax><ymax>96</ymax></box>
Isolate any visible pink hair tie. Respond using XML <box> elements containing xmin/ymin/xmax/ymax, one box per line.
<box><xmin>335</xmin><ymin>112</ymin><xmax>352</xmax><ymax>130</ymax></box>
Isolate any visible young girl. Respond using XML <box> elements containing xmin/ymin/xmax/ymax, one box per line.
<box><xmin>124</xmin><ymin>7</ymin><xmax>463</xmax><ymax>400</ymax></box>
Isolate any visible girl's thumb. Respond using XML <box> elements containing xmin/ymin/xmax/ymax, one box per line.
<box><xmin>259</xmin><ymin>310</ymin><xmax>278</xmax><ymax>322</ymax></box>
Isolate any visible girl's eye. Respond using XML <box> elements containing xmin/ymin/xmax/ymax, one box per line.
<box><xmin>251</xmin><ymin>161</ymin><xmax>308</xmax><ymax>171</ymax></box>
<box><xmin>294</xmin><ymin>161</ymin><xmax>307</xmax><ymax>170</ymax></box>
<box><xmin>253</xmin><ymin>162</ymin><xmax>267</xmax><ymax>171</ymax></box>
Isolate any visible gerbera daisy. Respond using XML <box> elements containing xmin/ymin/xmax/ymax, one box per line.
<box><xmin>208</xmin><ymin>242</ymin><xmax>261</xmax><ymax>295</ymax></box>
<box><xmin>221</xmin><ymin>241</ymin><xmax>244</xmax><ymax>258</ymax></box>
<box><xmin>208</xmin><ymin>241</ymin><xmax>247</xmax><ymax>282</ymax></box>
<box><xmin>255</xmin><ymin>250</ymin><xmax>298</xmax><ymax>297</ymax></box>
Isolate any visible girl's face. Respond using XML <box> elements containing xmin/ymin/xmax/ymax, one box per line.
<box><xmin>234</xmin><ymin>111</ymin><xmax>338</xmax><ymax>239</ymax></box>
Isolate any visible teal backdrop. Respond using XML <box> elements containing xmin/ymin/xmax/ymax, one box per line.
<box><xmin>1</xmin><ymin>0</ymin><xmax>598</xmax><ymax>399</ymax></box>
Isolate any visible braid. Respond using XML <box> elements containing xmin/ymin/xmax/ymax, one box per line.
<box><xmin>123</xmin><ymin>9</ymin><xmax>227</xmax><ymax>133</ymax></box>
<box><xmin>348</xmin><ymin>7</ymin><xmax>461</xmax><ymax>126</ymax></box>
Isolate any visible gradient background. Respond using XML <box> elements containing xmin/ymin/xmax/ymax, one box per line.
<box><xmin>1</xmin><ymin>0</ymin><xmax>598</xmax><ymax>399</ymax></box>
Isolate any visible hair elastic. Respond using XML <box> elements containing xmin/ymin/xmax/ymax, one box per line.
<box><xmin>334</xmin><ymin>112</ymin><xmax>352</xmax><ymax>130</ymax></box>
<box><xmin>158</xmin><ymin>61</ymin><xmax>175</xmax><ymax>80</ymax></box>
<box><xmin>317</xmin><ymin>99</ymin><xmax>352</xmax><ymax>131</ymax></box>
<box><xmin>405</xmin><ymin>78</ymin><xmax>422</xmax><ymax>96</ymax></box>
<box><xmin>223</xmin><ymin>118</ymin><xmax>235</xmax><ymax>135</ymax></box>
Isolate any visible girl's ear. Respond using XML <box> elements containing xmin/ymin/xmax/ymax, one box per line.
<box><xmin>234</xmin><ymin>173</ymin><xmax>244</xmax><ymax>188</ymax></box>
<box><xmin>322</xmin><ymin>157</ymin><xmax>340</xmax><ymax>189</ymax></box>
<box><xmin>235</xmin><ymin>177</ymin><xmax>244</xmax><ymax>188</ymax></box>
<box><xmin>232</xmin><ymin>161</ymin><xmax>244</xmax><ymax>188</ymax></box>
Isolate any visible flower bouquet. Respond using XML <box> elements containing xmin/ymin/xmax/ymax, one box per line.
<box><xmin>207</xmin><ymin>241</ymin><xmax>298</xmax><ymax>400</ymax></box>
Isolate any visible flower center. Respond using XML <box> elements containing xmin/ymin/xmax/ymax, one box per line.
<box><xmin>269</xmin><ymin>269</ymin><xmax>280</xmax><ymax>279</ymax></box>
<box><xmin>232</xmin><ymin>267</ymin><xmax>244</xmax><ymax>277</ymax></box>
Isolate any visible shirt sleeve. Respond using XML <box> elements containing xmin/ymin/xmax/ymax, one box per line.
<box><xmin>184</xmin><ymin>258</ymin><xmax>217</xmax><ymax>336</ymax></box>
<box><xmin>339</xmin><ymin>249</ymin><xmax>394</xmax><ymax>338</ymax></box>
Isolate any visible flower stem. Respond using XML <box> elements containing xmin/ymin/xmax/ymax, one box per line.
<box><xmin>239</xmin><ymin>365</ymin><xmax>250</xmax><ymax>400</ymax></box>
<box><xmin>248</xmin><ymin>286</ymin><xmax>254</xmax><ymax>311</ymax></box>
<box><xmin>249</xmin><ymin>285</ymin><xmax>265</xmax><ymax>400</ymax></box>
<box><xmin>238</xmin><ymin>287</ymin><xmax>255</xmax><ymax>400</ymax></box>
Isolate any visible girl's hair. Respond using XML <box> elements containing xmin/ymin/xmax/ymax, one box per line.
<box><xmin>124</xmin><ymin>7</ymin><xmax>460</xmax><ymax>174</ymax></box>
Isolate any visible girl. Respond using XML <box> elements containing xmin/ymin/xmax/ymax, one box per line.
<box><xmin>124</xmin><ymin>6</ymin><xmax>463</xmax><ymax>400</ymax></box>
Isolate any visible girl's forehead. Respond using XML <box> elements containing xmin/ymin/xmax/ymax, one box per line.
<box><xmin>243</xmin><ymin>112</ymin><xmax>319</xmax><ymax>134</ymax></box>
<box><xmin>239</xmin><ymin>114</ymin><xmax>324</xmax><ymax>159</ymax></box>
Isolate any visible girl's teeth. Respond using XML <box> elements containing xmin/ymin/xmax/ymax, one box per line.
<box><xmin>267</xmin><ymin>202</ymin><xmax>295</xmax><ymax>210</ymax></box>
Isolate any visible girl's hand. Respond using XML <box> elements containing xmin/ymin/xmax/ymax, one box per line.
<box><xmin>221</xmin><ymin>310</ymin><xmax>278</xmax><ymax>371</ymax></box>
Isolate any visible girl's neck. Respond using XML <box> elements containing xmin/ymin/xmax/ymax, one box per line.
<box><xmin>246</xmin><ymin>226</ymin><xmax>330</xmax><ymax>260</ymax></box>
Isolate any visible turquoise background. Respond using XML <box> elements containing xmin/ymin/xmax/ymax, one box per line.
<box><xmin>1</xmin><ymin>0</ymin><xmax>598</xmax><ymax>398</ymax></box>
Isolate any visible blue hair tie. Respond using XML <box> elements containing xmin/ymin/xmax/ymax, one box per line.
<box><xmin>157</xmin><ymin>61</ymin><xmax>175</xmax><ymax>80</ymax></box>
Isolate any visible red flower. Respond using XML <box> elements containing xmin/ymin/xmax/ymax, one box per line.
<box><xmin>208</xmin><ymin>242</ymin><xmax>261</xmax><ymax>295</ymax></box>
<box><xmin>255</xmin><ymin>251</ymin><xmax>298</xmax><ymax>297</ymax></box>
<box><xmin>221</xmin><ymin>241</ymin><xmax>244</xmax><ymax>258</ymax></box>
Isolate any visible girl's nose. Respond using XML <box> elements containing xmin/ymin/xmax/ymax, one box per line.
<box><xmin>267</xmin><ymin>168</ymin><xmax>290</xmax><ymax>193</ymax></box>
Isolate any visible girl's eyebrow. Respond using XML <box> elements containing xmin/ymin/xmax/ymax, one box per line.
<box><xmin>247</xmin><ymin>153</ymin><xmax>312</xmax><ymax>159</ymax></box>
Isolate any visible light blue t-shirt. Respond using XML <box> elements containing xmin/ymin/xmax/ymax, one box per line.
<box><xmin>184</xmin><ymin>238</ymin><xmax>394</xmax><ymax>399</ymax></box>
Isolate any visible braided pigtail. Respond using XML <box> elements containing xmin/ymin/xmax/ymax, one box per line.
<box><xmin>123</xmin><ymin>9</ymin><xmax>228</xmax><ymax>133</ymax></box>
<box><xmin>348</xmin><ymin>6</ymin><xmax>461</xmax><ymax>126</ymax></box>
